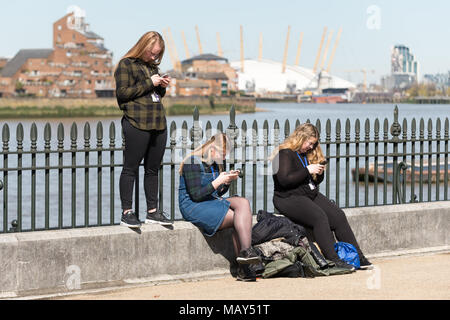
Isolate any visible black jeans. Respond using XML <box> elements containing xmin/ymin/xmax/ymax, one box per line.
<box><xmin>273</xmin><ymin>192</ymin><xmax>363</xmax><ymax>261</ymax></box>
<box><xmin>120</xmin><ymin>117</ymin><xmax>167</xmax><ymax>211</ymax></box>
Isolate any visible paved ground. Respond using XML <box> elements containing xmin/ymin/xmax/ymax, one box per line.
<box><xmin>55</xmin><ymin>252</ymin><xmax>450</xmax><ymax>300</ymax></box>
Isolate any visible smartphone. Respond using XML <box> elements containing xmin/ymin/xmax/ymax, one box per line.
<box><xmin>319</xmin><ymin>160</ymin><xmax>328</xmax><ymax>165</ymax></box>
<box><xmin>161</xmin><ymin>73</ymin><xmax>169</xmax><ymax>78</ymax></box>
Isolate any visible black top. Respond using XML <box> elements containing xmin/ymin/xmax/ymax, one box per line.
<box><xmin>272</xmin><ymin>148</ymin><xmax>324</xmax><ymax>199</ymax></box>
<box><xmin>182</xmin><ymin>158</ymin><xmax>229</xmax><ymax>202</ymax></box>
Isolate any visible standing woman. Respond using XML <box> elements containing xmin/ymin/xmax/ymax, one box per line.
<box><xmin>271</xmin><ymin>123</ymin><xmax>372</xmax><ymax>270</ymax></box>
<box><xmin>115</xmin><ymin>31</ymin><xmax>172</xmax><ymax>228</ymax></box>
<box><xmin>179</xmin><ymin>133</ymin><xmax>261</xmax><ymax>281</ymax></box>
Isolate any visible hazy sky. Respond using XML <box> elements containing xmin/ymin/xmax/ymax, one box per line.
<box><xmin>0</xmin><ymin>0</ymin><xmax>448</xmax><ymax>84</ymax></box>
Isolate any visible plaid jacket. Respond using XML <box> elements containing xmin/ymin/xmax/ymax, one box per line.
<box><xmin>182</xmin><ymin>158</ymin><xmax>229</xmax><ymax>202</ymax></box>
<box><xmin>114</xmin><ymin>57</ymin><xmax>167</xmax><ymax>131</ymax></box>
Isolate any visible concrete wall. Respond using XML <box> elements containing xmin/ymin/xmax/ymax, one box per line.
<box><xmin>0</xmin><ymin>201</ymin><xmax>449</xmax><ymax>298</ymax></box>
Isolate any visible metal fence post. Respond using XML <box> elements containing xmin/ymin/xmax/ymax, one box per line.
<box><xmin>226</xmin><ymin>106</ymin><xmax>239</xmax><ymax>196</ymax></box>
<box><xmin>390</xmin><ymin>105</ymin><xmax>402</xmax><ymax>204</ymax></box>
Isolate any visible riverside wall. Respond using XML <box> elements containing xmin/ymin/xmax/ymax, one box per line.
<box><xmin>0</xmin><ymin>201</ymin><xmax>449</xmax><ymax>298</ymax></box>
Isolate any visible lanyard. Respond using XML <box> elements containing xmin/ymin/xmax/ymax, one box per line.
<box><xmin>296</xmin><ymin>152</ymin><xmax>309</xmax><ymax>168</ymax></box>
<box><xmin>210</xmin><ymin>165</ymin><xmax>217</xmax><ymax>179</ymax></box>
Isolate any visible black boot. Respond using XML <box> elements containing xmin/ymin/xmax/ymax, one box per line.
<box><xmin>308</xmin><ymin>242</ymin><xmax>330</xmax><ymax>269</ymax></box>
<box><xmin>236</xmin><ymin>264</ymin><xmax>257</xmax><ymax>282</ymax></box>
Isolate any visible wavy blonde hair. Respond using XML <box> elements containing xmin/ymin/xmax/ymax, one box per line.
<box><xmin>179</xmin><ymin>133</ymin><xmax>231</xmax><ymax>174</ymax></box>
<box><xmin>121</xmin><ymin>31</ymin><xmax>165</xmax><ymax>65</ymax></box>
<box><xmin>271</xmin><ymin>123</ymin><xmax>325</xmax><ymax>180</ymax></box>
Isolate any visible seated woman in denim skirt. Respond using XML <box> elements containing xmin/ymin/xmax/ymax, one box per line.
<box><xmin>178</xmin><ymin>133</ymin><xmax>261</xmax><ymax>281</ymax></box>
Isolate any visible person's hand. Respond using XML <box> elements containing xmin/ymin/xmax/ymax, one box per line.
<box><xmin>151</xmin><ymin>74</ymin><xmax>162</xmax><ymax>86</ymax></box>
<box><xmin>307</xmin><ymin>164</ymin><xmax>325</xmax><ymax>175</ymax></box>
<box><xmin>160</xmin><ymin>76</ymin><xmax>171</xmax><ymax>88</ymax></box>
<box><xmin>212</xmin><ymin>171</ymin><xmax>238</xmax><ymax>189</ymax></box>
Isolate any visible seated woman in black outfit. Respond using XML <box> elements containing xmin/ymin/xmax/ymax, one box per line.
<box><xmin>271</xmin><ymin>123</ymin><xmax>372</xmax><ymax>270</ymax></box>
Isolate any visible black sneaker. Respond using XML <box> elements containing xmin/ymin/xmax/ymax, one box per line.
<box><xmin>236</xmin><ymin>247</ymin><xmax>262</xmax><ymax>265</ymax></box>
<box><xmin>120</xmin><ymin>211</ymin><xmax>141</xmax><ymax>228</ymax></box>
<box><xmin>333</xmin><ymin>259</ymin><xmax>356</xmax><ymax>272</ymax></box>
<box><xmin>236</xmin><ymin>265</ymin><xmax>257</xmax><ymax>282</ymax></box>
<box><xmin>145</xmin><ymin>210</ymin><xmax>173</xmax><ymax>226</ymax></box>
<box><xmin>359</xmin><ymin>256</ymin><xmax>374</xmax><ymax>270</ymax></box>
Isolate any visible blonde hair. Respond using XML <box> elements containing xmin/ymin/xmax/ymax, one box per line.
<box><xmin>271</xmin><ymin>123</ymin><xmax>325</xmax><ymax>180</ymax></box>
<box><xmin>121</xmin><ymin>31</ymin><xmax>165</xmax><ymax>65</ymax></box>
<box><xmin>179</xmin><ymin>133</ymin><xmax>231</xmax><ymax>174</ymax></box>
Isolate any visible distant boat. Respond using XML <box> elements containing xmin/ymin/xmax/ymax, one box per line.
<box><xmin>311</xmin><ymin>94</ymin><xmax>347</xmax><ymax>104</ymax></box>
<box><xmin>351</xmin><ymin>161</ymin><xmax>450</xmax><ymax>183</ymax></box>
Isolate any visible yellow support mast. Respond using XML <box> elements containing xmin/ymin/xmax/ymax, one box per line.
<box><xmin>195</xmin><ymin>25</ymin><xmax>203</xmax><ymax>54</ymax></box>
<box><xmin>313</xmin><ymin>26</ymin><xmax>327</xmax><ymax>73</ymax></box>
<box><xmin>281</xmin><ymin>25</ymin><xmax>291</xmax><ymax>73</ymax></box>
<box><xmin>181</xmin><ymin>30</ymin><xmax>191</xmax><ymax>59</ymax></box>
<box><xmin>319</xmin><ymin>29</ymin><xmax>334</xmax><ymax>71</ymax></box>
<box><xmin>162</xmin><ymin>29</ymin><xmax>177</xmax><ymax>71</ymax></box>
<box><xmin>326</xmin><ymin>27</ymin><xmax>342</xmax><ymax>73</ymax></box>
<box><xmin>216</xmin><ymin>32</ymin><xmax>223</xmax><ymax>57</ymax></box>
<box><xmin>295</xmin><ymin>31</ymin><xmax>304</xmax><ymax>66</ymax></box>
<box><xmin>258</xmin><ymin>32</ymin><xmax>263</xmax><ymax>61</ymax></box>
<box><xmin>240</xmin><ymin>25</ymin><xmax>244</xmax><ymax>73</ymax></box>
<box><xmin>167</xmin><ymin>27</ymin><xmax>181</xmax><ymax>71</ymax></box>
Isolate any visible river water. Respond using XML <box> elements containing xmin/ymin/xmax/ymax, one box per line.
<box><xmin>1</xmin><ymin>102</ymin><xmax>449</xmax><ymax>231</ymax></box>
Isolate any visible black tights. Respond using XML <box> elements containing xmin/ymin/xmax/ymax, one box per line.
<box><xmin>120</xmin><ymin>117</ymin><xmax>167</xmax><ymax>211</ymax></box>
<box><xmin>273</xmin><ymin>192</ymin><xmax>363</xmax><ymax>261</ymax></box>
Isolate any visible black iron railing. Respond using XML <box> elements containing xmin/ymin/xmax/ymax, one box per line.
<box><xmin>1</xmin><ymin>105</ymin><xmax>449</xmax><ymax>233</ymax></box>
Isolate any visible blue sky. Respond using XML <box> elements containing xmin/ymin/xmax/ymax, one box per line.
<box><xmin>0</xmin><ymin>0</ymin><xmax>448</xmax><ymax>84</ymax></box>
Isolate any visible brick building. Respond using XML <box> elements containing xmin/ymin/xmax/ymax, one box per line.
<box><xmin>168</xmin><ymin>54</ymin><xmax>238</xmax><ymax>97</ymax></box>
<box><xmin>0</xmin><ymin>8</ymin><xmax>114</xmax><ymax>98</ymax></box>
<box><xmin>0</xmin><ymin>58</ymin><xmax>9</xmax><ymax>73</ymax></box>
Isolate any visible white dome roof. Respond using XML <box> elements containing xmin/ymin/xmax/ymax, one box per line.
<box><xmin>230</xmin><ymin>59</ymin><xmax>355</xmax><ymax>93</ymax></box>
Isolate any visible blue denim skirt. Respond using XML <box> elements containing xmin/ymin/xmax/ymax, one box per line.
<box><xmin>178</xmin><ymin>159</ymin><xmax>230</xmax><ymax>237</ymax></box>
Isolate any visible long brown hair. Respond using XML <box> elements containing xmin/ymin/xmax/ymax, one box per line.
<box><xmin>271</xmin><ymin>123</ymin><xmax>325</xmax><ymax>180</ymax></box>
<box><xmin>121</xmin><ymin>31</ymin><xmax>165</xmax><ymax>65</ymax></box>
<box><xmin>179</xmin><ymin>133</ymin><xmax>230</xmax><ymax>174</ymax></box>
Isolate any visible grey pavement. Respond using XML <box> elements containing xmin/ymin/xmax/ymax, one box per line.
<box><xmin>52</xmin><ymin>251</ymin><xmax>450</xmax><ymax>300</ymax></box>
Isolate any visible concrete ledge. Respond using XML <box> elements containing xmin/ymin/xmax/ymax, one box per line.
<box><xmin>0</xmin><ymin>201</ymin><xmax>449</xmax><ymax>297</ymax></box>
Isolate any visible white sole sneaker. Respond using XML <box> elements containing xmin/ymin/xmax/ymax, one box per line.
<box><xmin>120</xmin><ymin>221</ymin><xmax>141</xmax><ymax>228</ymax></box>
<box><xmin>358</xmin><ymin>264</ymin><xmax>374</xmax><ymax>270</ymax></box>
<box><xmin>145</xmin><ymin>219</ymin><xmax>173</xmax><ymax>226</ymax></box>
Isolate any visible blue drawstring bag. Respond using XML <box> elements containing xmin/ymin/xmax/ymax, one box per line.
<box><xmin>334</xmin><ymin>242</ymin><xmax>360</xmax><ymax>269</ymax></box>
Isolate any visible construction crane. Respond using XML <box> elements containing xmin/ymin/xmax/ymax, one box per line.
<box><xmin>281</xmin><ymin>25</ymin><xmax>291</xmax><ymax>73</ymax></box>
<box><xmin>294</xmin><ymin>31</ymin><xmax>304</xmax><ymax>66</ymax></box>
<box><xmin>181</xmin><ymin>30</ymin><xmax>191</xmax><ymax>59</ymax></box>
<box><xmin>240</xmin><ymin>25</ymin><xmax>244</xmax><ymax>73</ymax></box>
<box><xmin>195</xmin><ymin>25</ymin><xmax>203</xmax><ymax>54</ymax></box>
<box><xmin>343</xmin><ymin>69</ymin><xmax>375</xmax><ymax>91</ymax></box>
<box><xmin>326</xmin><ymin>27</ymin><xmax>342</xmax><ymax>73</ymax></box>
<box><xmin>313</xmin><ymin>27</ymin><xmax>327</xmax><ymax>73</ymax></box>
<box><xmin>216</xmin><ymin>32</ymin><xmax>223</xmax><ymax>57</ymax></box>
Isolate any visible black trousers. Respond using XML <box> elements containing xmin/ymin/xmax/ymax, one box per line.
<box><xmin>273</xmin><ymin>192</ymin><xmax>363</xmax><ymax>261</ymax></box>
<box><xmin>120</xmin><ymin>117</ymin><xmax>167</xmax><ymax>211</ymax></box>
